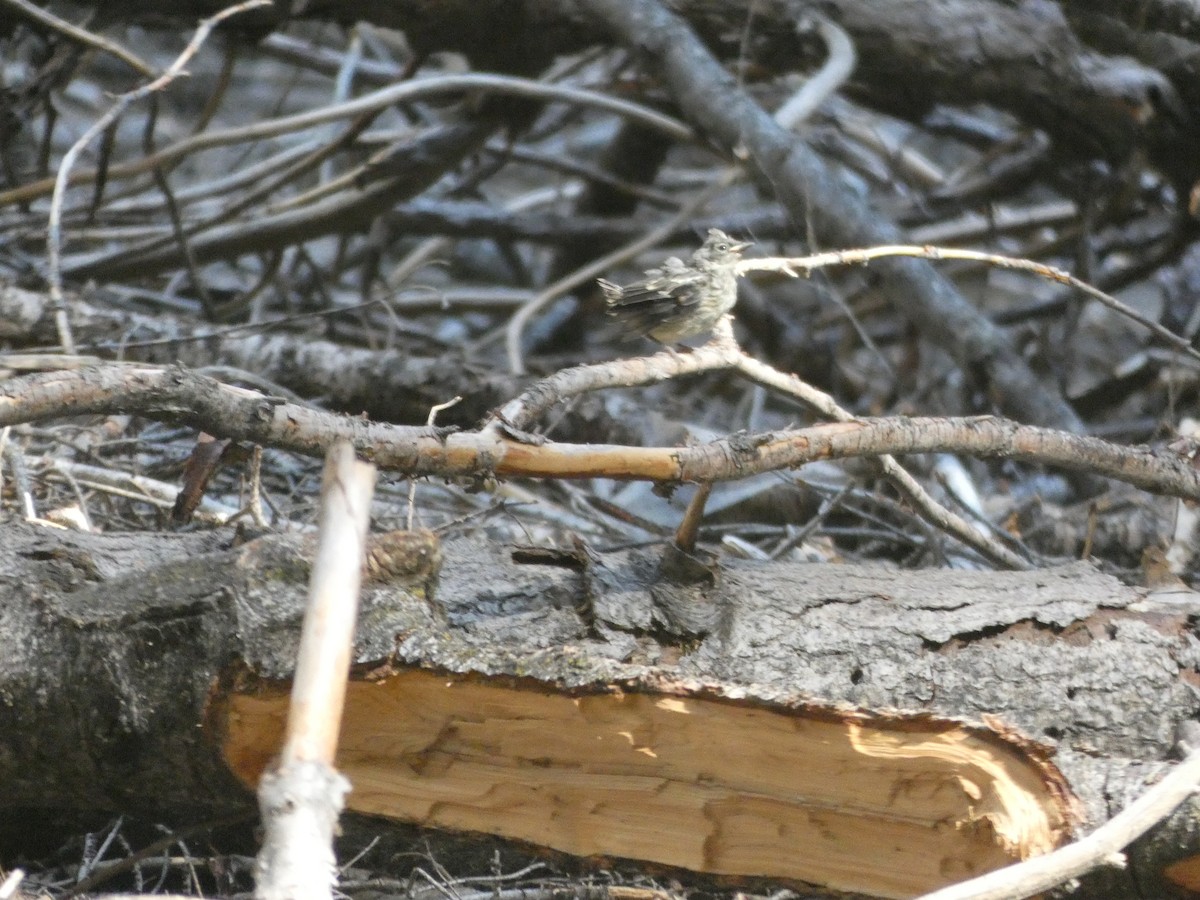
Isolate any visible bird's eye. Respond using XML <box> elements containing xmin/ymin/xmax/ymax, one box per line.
<box><xmin>717</xmin><ymin>243</ymin><xmax>729</xmax><ymax>251</ymax></box>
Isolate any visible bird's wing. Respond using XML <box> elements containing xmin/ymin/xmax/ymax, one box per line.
<box><xmin>603</xmin><ymin>268</ymin><xmax>708</xmax><ymax>311</ymax></box>
<box><xmin>596</xmin><ymin>278</ymin><xmax>625</xmax><ymax>303</ymax></box>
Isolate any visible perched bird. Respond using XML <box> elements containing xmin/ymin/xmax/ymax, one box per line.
<box><xmin>598</xmin><ymin>228</ymin><xmax>751</xmax><ymax>344</ymax></box>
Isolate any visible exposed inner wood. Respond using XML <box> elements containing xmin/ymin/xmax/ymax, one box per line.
<box><xmin>220</xmin><ymin>669</ymin><xmax>1072</xmax><ymax>899</ymax></box>
<box><xmin>1165</xmin><ymin>854</ymin><xmax>1200</xmax><ymax>892</ymax></box>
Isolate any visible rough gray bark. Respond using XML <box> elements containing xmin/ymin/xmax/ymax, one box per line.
<box><xmin>1</xmin><ymin>516</ymin><xmax>1199</xmax><ymax>895</ymax></box>
<box><xmin>0</xmin><ymin>520</ymin><xmax>439</xmax><ymax>814</ymax></box>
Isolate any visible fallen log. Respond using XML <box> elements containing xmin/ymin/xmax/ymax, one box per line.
<box><xmin>0</xmin><ymin>518</ymin><xmax>1196</xmax><ymax>897</ymax></box>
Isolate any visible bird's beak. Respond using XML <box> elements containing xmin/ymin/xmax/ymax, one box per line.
<box><xmin>730</xmin><ymin>240</ymin><xmax>753</xmax><ymax>253</ymax></box>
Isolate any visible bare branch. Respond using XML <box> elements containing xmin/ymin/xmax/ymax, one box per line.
<box><xmin>918</xmin><ymin>745</ymin><xmax>1200</xmax><ymax>900</ymax></box>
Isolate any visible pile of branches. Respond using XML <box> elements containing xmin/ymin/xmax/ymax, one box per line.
<box><xmin>8</xmin><ymin>3</ymin><xmax>1200</xmax><ymax>900</ymax></box>
<box><xmin>2</xmin><ymin>1</ymin><xmax>1200</xmax><ymax>568</ymax></box>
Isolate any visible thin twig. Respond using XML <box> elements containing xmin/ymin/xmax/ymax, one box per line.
<box><xmin>717</xmin><ymin>320</ymin><xmax>1029</xmax><ymax>568</ymax></box>
<box><xmin>244</xmin><ymin>444</ymin><xmax>268</xmax><ymax>528</ymax></box>
<box><xmin>1</xmin><ymin>431</ymin><xmax>36</xmax><ymax>520</ymax></box>
<box><xmin>11</xmin><ymin>72</ymin><xmax>695</xmax><ymax>210</ymax></box>
<box><xmin>45</xmin><ymin>0</ymin><xmax>272</xmax><ymax>352</ymax></box>
<box><xmin>143</xmin><ymin>95</ymin><xmax>217</xmax><ymax>317</ymax></box>
<box><xmin>738</xmin><ymin>244</ymin><xmax>1200</xmax><ymax>365</ymax></box>
<box><xmin>917</xmin><ymin>748</ymin><xmax>1200</xmax><ymax>900</ymax></box>
<box><xmin>0</xmin><ymin>868</ymin><xmax>24</xmax><ymax>900</ymax></box>
<box><xmin>773</xmin><ymin>15</ymin><xmax>855</xmax><ymax>129</ymax></box>
<box><xmin>0</xmin><ymin>0</ymin><xmax>153</xmax><ymax>76</ymax></box>
<box><xmin>409</xmin><ymin>396</ymin><xmax>462</xmax><ymax>530</ymax></box>
<box><xmin>255</xmin><ymin>441</ymin><xmax>375</xmax><ymax>900</ymax></box>
<box><xmin>92</xmin><ymin>110</ymin><xmax>379</xmax><ymax>274</ymax></box>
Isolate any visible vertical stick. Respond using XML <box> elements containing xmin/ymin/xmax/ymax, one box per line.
<box><xmin>282</xmin><ymin>442</ymin><xmax>375</xmax><ymax>765</ymax></box>
<box><xmin>255</xmin><ymin>441</ymin><xmax>376</xmax><ymax>900</ymax></box>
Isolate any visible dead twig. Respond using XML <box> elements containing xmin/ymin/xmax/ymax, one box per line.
<box><xmin>410</xmin><ymin>396</ymin><xmax>462</xmax><ymax>530</ymax></box>
<box><xmin>739</xmin><ymin>244</ymin><xmax>1200</xmax><ymax>366</ymax></box>
<box><xmin>0</xmin><ymin>0</ymin><xmax>153</xmax><ymax>76</ymax></box>
<box><xmin>14</xmin><ymin>72</ymin><xmax>694</xmax><ymax>211</ymax></box>
<box><xmin>45</xmin><ymin>0</ymin><xmax>272</xmax><ymax>352</ymax></box>
<box><xmin>917</xmin><ymin>746</ymin><xmax>1200</xmax><ymax>900</ymax></box>
<box><xmin>3</xmin><ymin>363</ymin><xmax>1196</xmax><ymax>512</ymax></box>
<box><xmin>254</xmin><ymin>440</ymin><xmax>376</xmax><ymax>900</ymax></box>
<box><xmin>509</xmin><ymin>318</ymin><xmax>1028</xmax><ymax>568</ymax></box>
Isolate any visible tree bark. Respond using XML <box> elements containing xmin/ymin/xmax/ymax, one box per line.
<box><xmin>3</xmin><ymin>518</ymin><xmax>1199</xmax><ymax>896</ymax></box>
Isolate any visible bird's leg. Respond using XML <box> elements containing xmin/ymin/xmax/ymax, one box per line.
<box><xmin>707</xmin><ymin>314</ymin><xmax>739</xmax><ymax>350</ymax></box>
<box><xmin>653</xmin><ymin>341</ymin><xmax>694</xmax><ymax>360</ymax></box>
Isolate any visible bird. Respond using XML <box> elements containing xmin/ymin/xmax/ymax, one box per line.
<box><xmin>598</xmin><ymin>228</ymin><xmax>751</xmax><ymax>344</ymax></box>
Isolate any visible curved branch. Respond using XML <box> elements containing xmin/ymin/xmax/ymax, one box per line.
<box><xmin>2</xmin><ymin>364</ymin><xmax>1198</xmax><ymax>499</ymax></box>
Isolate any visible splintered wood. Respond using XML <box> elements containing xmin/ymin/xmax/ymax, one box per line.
<box><xmin>221</xmin><ymin>669</ymin><xmax>1074</xmax><ymax>899</ymax></box>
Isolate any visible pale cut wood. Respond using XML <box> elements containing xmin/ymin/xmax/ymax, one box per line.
<box><xmin>223</xmin><ymin>669</ymin><xmax>1075</xmax><ymax>899</ymax></box>
<box><xmin>916</xmin><ymin>745</ymin><xmax>1200</xmax><ymax>899</ymax></box>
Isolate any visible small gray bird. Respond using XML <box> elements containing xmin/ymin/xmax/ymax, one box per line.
<box><xmin>599</xmin><ymin>228</ymin><xmax>751</xmax><ymax>344</ymax></box>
